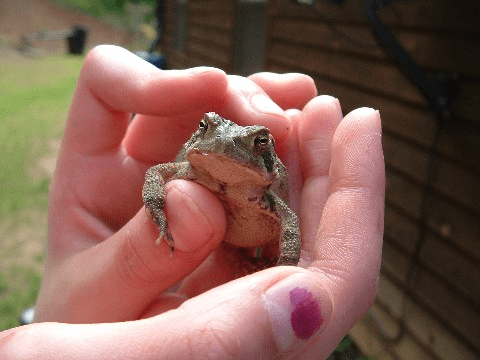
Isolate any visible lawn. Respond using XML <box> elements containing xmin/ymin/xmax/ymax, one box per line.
<box><xmin>0</xmin><ymin>0</ymin><xmax>156</xmax><ymax>333</ymax></box>
<box><xmin>53</xmin><ymin>0</ymin><xmax>157</xmax><ymax>17</ymax></box>
<box><xmin>0</xmin><ymin>55</ymin><xmax>84</xmax><ymax>331</ymax></box>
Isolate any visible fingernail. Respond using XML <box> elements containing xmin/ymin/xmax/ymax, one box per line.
<box><xmin>262</xmin><ymin>273</ymin><xmax>332</xmax><ymax>352</ymax></box>
<box><xmin>166</xmin><ymin>184</ymin><xmax>215</xmax><ymax>253</ymax></box>
<box><xmin>251</xmin><ymin>94</ymin><xmax>284</xmax><ymax>115</ymax></box>
<box><xmin>187</xmin><ymin>66</ymin><xmax>218</xmax><ymax>75</ymax></box>
<box><xmin>334</xmin><ymin>98</ymin><xmax>343</xmax><ymax>118</ymax></box>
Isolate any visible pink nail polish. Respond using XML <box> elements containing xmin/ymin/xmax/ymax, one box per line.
<box><xmin>263</xmin><ymin>273</ymin><xmax>332</xmax><ymax>352</ymax></box>
<box><xmin>289</xmin><ymin>287</ymin><xmax>324</xmax><ymax>340</ymax></box>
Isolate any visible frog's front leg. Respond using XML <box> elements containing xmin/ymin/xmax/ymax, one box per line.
<box><xmin>272</xmin><ymin>195</ymin><xmax>301</xmax><ymax>266</ymax></box>
<box><xmin>142</xmin><ymin>162</ymin><xmax>189</xmax><ymax>254</ymax></box>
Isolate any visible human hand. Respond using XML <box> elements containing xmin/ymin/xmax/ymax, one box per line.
<box><xmin>0</xmin><ymin>45</ymin><xmax>384</xmax><ymax>359</ymax></box>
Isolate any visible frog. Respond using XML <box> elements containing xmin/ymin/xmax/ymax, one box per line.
<box><xmin>142</xmin><ymin>112</ymin><xmax>300</xmax><ymax>267</ymax></box>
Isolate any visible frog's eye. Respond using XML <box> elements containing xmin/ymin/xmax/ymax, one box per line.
<box><xmin>198</xmin><ymin>119</ymin><xmax>208</xmax><ymax>132</ymax></box>
<box><xmin>254</xmin><ymin>132</ymin><xmax>270</xmax><ymax>151</ymax></box>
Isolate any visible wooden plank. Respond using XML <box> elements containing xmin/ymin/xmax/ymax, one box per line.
<box><xmin>383</xmin><ymin>133</ymin><xmax>429</xmax><ymax>183</ymax></box>
<box><xmin>385</xmin><ymin>203</ymin><xmax>480</xmax><ymax>299</ymax></box>
<box><xmin>420</xmin><ymin>234</ymin><xmax>480</xmax><ymax>308</ymax></box>
<box><xmin>369</xmin><ymin>304</ymin><xmax>438</xmax><ymax>360</ymax></box>
<box><xmin>377</xmin><ymin>2</ymin><xmax>480</xmax><ymax>33</ymax></box>
<box><xmin>426</xmin><ymin>196</ymin><xmax>480</xmax><ymax>262</ymax></box>
<box><xmin>432</xmin><ymin>159</ymin><xmax>480</xmax><ymax>214</ymax></box>
<box><xmin>272</xmin><ymin>0</ymin><xmax>480</xmax><ymax>32</ymax></box>
<box><xmin>349</xmin><ymin>318</ymin><xmax>396</xmax><ymax>360</ymax></box>
<box><xmin>181</xmin><ymin>47</ymin><xmax>230</xmax><ymax>71</ymax></box>
<box><xmin>266</xmin><ymin>63</ymin><xmax>439</xmax><ymax>148</ymax></box>
<box><xmin>269</xmin><ymin>41</ymin><xmax>428</xmax><ymax>106</ymax></box>
<box><xmin>166</xmin><ymin>50</ymin><xmax>191</xmax><ymax>69</ymax></box>
<box><xmin>377</xmin><ymin>274</ymin><xmax>406</xmax><ymax>317</ymax></box>
<box><xmin>385</xmin><ymin>202</ymin><xmax>480</xmax><ymax>307</ymax></box>
<box><xmin>385</xmin><ymin>171</ymin><xmax>423</xmax><ymax>219</ymax></box>
<box><xmin>451</xmin><ymin>80</ymin><xmax>480</xmax><ymax>124</ymax></box>
<box><xmin>385</xmin><ymin>198</ymin><xmax>480</xmax><ymax>267</ymax></box>
<box><xmin>385</xmin><ymin>167</ymin><xmax>480</xmax><ymax>261</ymax></box>
<box><xmin>407</xmin><ymin>266</ymin><xmax>480</xmax><ymax>349</ymax></box>
<box><xmin>189</xmin><ymin>0</ymin><xmax>235</xmax><ymax>14</ymax></box>
<box><xmin>270</xmin><ymin>19</ymin><xmax>384</xmax><ymax>59</ymax></box>
<box><xmin>272</xmin><ymin>0</ymin><xmax>370</xmax><ymax>25</ymax></box>
<box><xmin>377</xmin><ymin>275</ymin><xmax>479</xmax><ymax>360</ymax></box>
<box><xmin>189</xmin><ymin>12</ymin><xmax>234</xmax><ymax>32</ymax></box>
<box><xmin>438</xmin><ymin>117</ymin><xmax>480</xmax><ymax>171</ymax></box>
<box><xmin>381</xmin><ymin>266</ymin><xmax>480</xmax><ymax>356</ymax></box>
<box><xmin>403</xmin><ymin>300</ymin><xmax>480</xmax><ymax>360</ymax></box>
<box><xmin>186</xmin><ymin>41</ymin><xmax>231</xmax><ymax>69</ymax></box>
<box><xmin>384</xmin><ymin>133</ymin><xmax>480</xmax><ymax>214</ymax></box>
<box><xmin>384</xmin><ymin>206</ymin><xmax>418</xmax><ymax>254</ymax></box>
<box><xmin>267</xmin><ymin>63</ymin><xmax>480</xmax><ymax>173</ymax></box>
<box><xmin>271</xmin><ymin>19</ymin><xmax>480</xmax><ymax>78</ymax></box>
<box><xmin>387</xmin><ymin>201</ymin><xmax>480</xmax><ymax>268</ymax></box>
<box><xmin>189</xmin><ymin>26</ymin><xmax>233</xmax><ymax>49</ymax></box>
<box><xmin>381</xmin><ymin>240</ymin><xmax>410</xmax><ymax>283</ymax></box>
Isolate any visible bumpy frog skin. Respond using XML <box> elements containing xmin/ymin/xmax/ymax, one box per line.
<box><xmin>142</xmin><ymin>112</ymin><xmax>300</xmax><ymax>266</ymax></box>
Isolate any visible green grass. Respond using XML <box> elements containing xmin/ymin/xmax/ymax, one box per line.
<box><xmin>0</xmin><ymin>268</ymin><xmax>42</xmax><ymax>330</ymax></box>
<box><xmin>0</xmin><ymin>55</ymin><xmax>83</xmax><ymax>331</ymax></box>
<box><xmin>50</xmin><ymin>0</ymin><xmax>157</xmax><ymax>17</ymax></box>
<box><xmin>0</xmin><ymin>56</ymin><xmax>83</xmax><ymax>218</ymax></box>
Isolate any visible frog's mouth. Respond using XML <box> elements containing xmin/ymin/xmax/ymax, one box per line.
<box><xmin>187</xmin><ymin>150</ymin><xmax>272</xmax><ymax>186</ymax></box>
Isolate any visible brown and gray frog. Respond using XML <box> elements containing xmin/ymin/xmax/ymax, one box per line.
<box><xmin>142</xmin><ymin>112</ymin><xmax>300</xmax><ymax>267</ymax></box>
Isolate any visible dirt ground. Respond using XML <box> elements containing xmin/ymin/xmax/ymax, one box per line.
<box><xmin>0</xmin><ymin>0</ymin><xmax>132</xmax><ymax>57</ymax></box>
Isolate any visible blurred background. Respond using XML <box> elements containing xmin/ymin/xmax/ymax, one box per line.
<box><xmin>0</xmin><ymin>1</ymin><xmax>478</xmax><ymax>359</ymax></box>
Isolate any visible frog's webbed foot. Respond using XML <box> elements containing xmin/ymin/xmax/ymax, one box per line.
<box><xmin>164</xmin><ymin>228</ymin><xmax>175</xmax><ymax>258</ymax></box>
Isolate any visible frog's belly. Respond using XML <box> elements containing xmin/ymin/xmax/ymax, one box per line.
<box><xmin>222</xmin><ymin>199</ymin><xmax>282</xmax><ymax>247</ymax></box>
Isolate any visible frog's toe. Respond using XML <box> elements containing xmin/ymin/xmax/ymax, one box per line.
<box><xmin>166</xmin><ymin>229</ymin><xmax>175</xmax><ymax>258</ymax></box>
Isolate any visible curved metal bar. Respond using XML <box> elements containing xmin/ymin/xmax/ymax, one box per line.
<box><xmin>364</xmin><ymin>0</ymin><xmax>455</xmax><ymax>118</ymax></box>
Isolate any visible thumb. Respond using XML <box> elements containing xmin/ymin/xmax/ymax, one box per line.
<box><xmin>34</xmin><ymin>180</ymin><xmax>226</xmax><ymax>323</ymax></box>
<box><xmin>3</xmin><ymin>270</ymin><xmax>334</xmax><ymax>360</ymax></box>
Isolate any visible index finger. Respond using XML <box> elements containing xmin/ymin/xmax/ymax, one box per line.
<box><xmin>65</xmin><ymin>45</ymin><xmax>228</xmax><ymax>155</ymax></box>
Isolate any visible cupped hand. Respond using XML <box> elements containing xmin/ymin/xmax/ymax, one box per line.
<box><xmin>0</xmin><ymin>45</ymin><xmax>384</xmax><ymax>359</ymax></box>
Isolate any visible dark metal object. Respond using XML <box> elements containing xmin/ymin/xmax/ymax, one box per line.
<box><xmin>67</xmin><ymin>26</ymin><xmax>88</xmax><ymax>55</ymax></box>
<box><xmin>364</xmin><ymin>0</ymin><xmax>456</xmax><ymax>118</ymax></box>
<box><xmin>20</xmin><ymin>25</ymin><xmax>88</xmax><ymax>56</ymax></box>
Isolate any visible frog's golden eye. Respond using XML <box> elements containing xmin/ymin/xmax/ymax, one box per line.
<box><xmin>199</xmin><ymin>119</ymin><xmax>208</xmax><ymax>132</ymax></box>
<box><xmin>254</xmin><ymin>132</ymin><xmax>270</xmax><ymax>151</ymax></box>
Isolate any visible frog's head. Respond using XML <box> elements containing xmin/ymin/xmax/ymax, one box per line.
<box><xmin>184</xmin><ymin>112</ymin><xmax>278</xmax><ymax>178</ymax></box>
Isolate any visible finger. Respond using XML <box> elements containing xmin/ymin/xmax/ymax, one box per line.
<box><xmin>66</xmin><ymin>45</ymin><xmax>227</xmax><ymax>155</ymax></box>
<box><xmin>301</xmin><ymin>108</ymin><xmax>385</xmax><ymax>352</ymax></box>
<box><xmin>5</xmin><ymin>270</ymin><xmax>340</xmax><ymax>359</ymax></box>
<box><xmin>248</xmin><ymin>72</ymin><xmax>317</xmax><ymax>110</ymax></box>
<box><xmin>34</xmin><ymin>180</ymin><xmax>226</xmax><ymax>323</ymax></box>
<box><xmin>298</xmin><ymin>96</ymin><xmax>343</xmax><ymax>251</ymax></box>
<box><xmin>124</xmin><ymin>74</ymin><xmax>295</xmax><ymax>165</ymax></box>
<box><xmin>123</xmin><ymin>112</ymin><xmax>204</xmax><ymax>164</ymax></box>
<box><xmin>217</xmin><ymin>75</ymin><xmax>293</xmax><ymax>148</ymax></box>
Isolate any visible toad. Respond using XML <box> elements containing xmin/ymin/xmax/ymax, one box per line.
<box><xmin>142</xmin><ymin>112</ymin><xmax>300</xmax><ymax>266</ymax></box>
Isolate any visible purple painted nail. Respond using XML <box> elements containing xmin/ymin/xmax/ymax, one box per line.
<box><xmin>290</xmin><ymin>287</ymin><xmax>324</xmax><ymax>340</ymax></box>
<box><xmin>263</xmin><ymin>273</ymin><xmax>332</xmax><ymax>352</ymax></box>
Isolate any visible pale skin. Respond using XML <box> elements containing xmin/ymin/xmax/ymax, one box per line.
<box><xmin>0</xmin><ymin>45</ymin><xmax>385</xmax><ymax>359</ymax></box>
